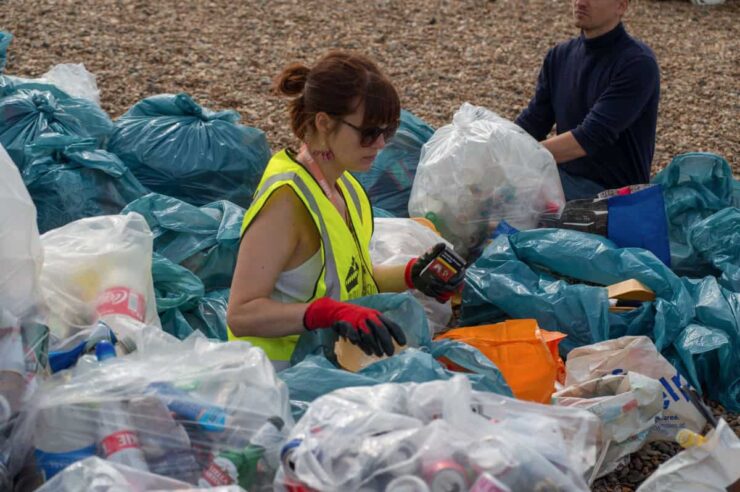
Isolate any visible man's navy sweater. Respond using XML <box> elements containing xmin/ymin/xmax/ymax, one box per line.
<box><xmin>515</xmin><ymin>23</ymin><xmax>660</xmax><ymax>189</ymax></box>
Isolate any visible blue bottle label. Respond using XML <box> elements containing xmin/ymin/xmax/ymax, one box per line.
<box><xmin>34</xmin><ymin>444</ymin><xmax>96</xmax><ymax>480</ymax></box>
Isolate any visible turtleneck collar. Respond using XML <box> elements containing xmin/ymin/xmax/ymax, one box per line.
<box><xmin>581</xmin><ymin>22</ymin><xmax>626</xmax><ymax>51</ymax></box>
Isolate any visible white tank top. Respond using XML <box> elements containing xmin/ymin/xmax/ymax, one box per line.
<box><xmin>270</xmin><ymin>249</ymin><xmax>322</xmax><ymax>303</ymax></box>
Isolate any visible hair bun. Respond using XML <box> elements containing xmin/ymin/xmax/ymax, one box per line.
<box><xmin>274</xmin><ymin>63</ymin><xmax>311</xmax><ymax>97</ymax></box>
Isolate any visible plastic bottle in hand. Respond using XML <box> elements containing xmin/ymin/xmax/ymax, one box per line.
<box><xmin>94</xmin><ymin>342</ymin><xmax>149</xmax><ymax>471</ymax></box>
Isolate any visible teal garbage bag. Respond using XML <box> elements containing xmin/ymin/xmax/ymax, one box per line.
<box><xmin>352</xmin><ymin>110</ymin><xmax>434</xmax><ymax>217</ymax></box>
<box><xmin>688</xmin><ymin>207</ymin><xmax>740</xmax><ymax>292</ymax></box>
<box><xmin>123</xmin><ymin>193</ymin><xmax>244</xmax><ymax>290</ymax></box>
<box><xmin>461</xmin><ymin>229</ymin><xmax>693</xmax><ymax>353</ymax></box>
<box><xmin>108</xmin><ymin>93</ymin><xmax>271</xmax><ymax>208</ymax></box>
<box><xmin>283</xmin><ymin>292</ymin><xmax>512</xmax><ymax>418</ymax></box>
<box><xmin>152</xmin><ymin>254</ymin><xmax>230</xmax><ymax>341</ymax></box>
<box><xmin>22</xmin><ymin>133</ymin><xmax>147</xmax><ymax>233</ymax></box>
<box><xmin>372</xmin><ymin>206</ymin><xmax>395</xmax><ymax>218</ymax></box>
<box><xmin>0</xmin><ymin>90</ymin><xmax>113</xmax><ymax>170</ymax></box>
<box><xmin>652</xmin><ymin>153</ymin><xmax>735</xmax><ymax>277</ymax></box>
<box><xmin>0</xmin><ymin>31</ymin><xmax>11</xmax><ymax>73</ymax></box>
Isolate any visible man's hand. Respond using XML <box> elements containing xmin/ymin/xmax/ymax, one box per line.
<box><xmin>542</xmin><ymin>131</ymin><xmax>587</xmax><ymax>164</ymax></box>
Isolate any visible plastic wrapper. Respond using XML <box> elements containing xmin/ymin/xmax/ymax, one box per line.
<box><xmin>0</xmin><ymin>90</ymin><xmax>113</xmax><ymax>170</ymax></box>
<box><xmin>10</xmin><ymin>334</ymin><xmax>293</xmax><ymax>491</ymax></box>
<box><xmin>108</xmin><ymin>93</ymin><xmax>270</xmax><ymax>208</ymax></box>
<box><xmin>408</xmin><ymin>102</ymin><xmax>564</xmax><ymax>259</ymax></box>
<box><xmin>123</xmin><ymin>193</ymin><xmax>244</xmax><ymax>291</ymax></box>
<box><xmin>41</xmin><ymin>64</ymin><xmax>101</xmax><ymax>105</ymax></box>
<box><xmin>688</xmin><ymin>206</ymin><xmax>740</xmax><ymax>292</ymax></box>
<box><xmin>22</xmin><ymin>133</ymin><xmax>147</xmax><ymax>233</ymax></box>
<box><xmin>39</xmin><ymin>213</ymin><xmax>160</xmax><ymax>341</ymax></box>
<box><xmin>553</xmin><ymin>372</ymin><xmax>664</xmax><ymax>478</ymax></box>
<box><xmin>369</xmin><ymin>218</ymin><xmax>453</xmax><ymax>334</ymax></box>
<box><xmin>352</xmin><ymin>109</ymin><xmax>434</xmax><ymax>217</ymax></box>
<box><xmin>651</xmin><ymin>152</ymin><xmax>736</xmax><ymax>277</ymax></box>
<box><xmin>0</xmin><ymin>143</ymin><xmax>45</xmax><ymax>322</ymax></box>
<box><xmin>565</xmin><ymin>336</ymin><xmax>706</xmax><ymax>441</ymax></box>
<box><xmin>275</xmin><ymin>376</ymin><xmax>597</xmax><ymax>491</ymax></box>
<box><xmin>636</xmin><ymin>419</ymin><xmax>740</xmax><ymax>492</ymax></box>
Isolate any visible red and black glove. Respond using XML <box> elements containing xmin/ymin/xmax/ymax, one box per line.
<box><xmin>303</xmin><ymin>297</ymin><xmax>407</xmax><ymax>357</ymax></box>
<box><xmin>405</xmin><ymin>243</ymin><xmax>465</xmax><ymax>303</ymax></box>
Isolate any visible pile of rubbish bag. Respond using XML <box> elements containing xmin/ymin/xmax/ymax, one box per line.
<box><xmin>2</xmin><ymin>27</ymin><xmax>740</xmax><ymax>490</ymax></box>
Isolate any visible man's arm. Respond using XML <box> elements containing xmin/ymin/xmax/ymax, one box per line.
<box><xmin>515</xmin><ymin>49</ymin><xmax>556</xmax><ymax>141</ymax></box>
<box><xmin>541</xmin><ymin>131</ymin><xmax>587</xmax><ymax>163</ymax></box>
<box><xmin>569</xmin><ymin>56</ymin><xmax>660</xmax><ymax>158</ymax></box>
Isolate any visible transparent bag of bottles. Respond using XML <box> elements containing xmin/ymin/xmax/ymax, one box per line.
<box><xmin>9</xmin><ymin>334</ymin><xmax>293</xmax><ymax>491</ymax></box>
<box><xmin>274</xmin><ymin>376</ymin><xmax>600</xmax><ymax>492</ymax></box>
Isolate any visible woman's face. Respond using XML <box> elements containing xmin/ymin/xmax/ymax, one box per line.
<box><xmin>324</xmin><ymin>103</ymin><xmax>393</xmax><ymax>173</ymax></box>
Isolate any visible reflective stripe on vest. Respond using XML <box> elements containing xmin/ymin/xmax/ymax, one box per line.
<box><xmin>227</xmin><ymin>150</ymin><xmax>377</xmax><ymax>363</ymax></box>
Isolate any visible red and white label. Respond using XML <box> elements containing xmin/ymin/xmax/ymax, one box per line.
<box><xmin>101</xmin><ymin>430</ymin><xmax>141</xmax><ymax>457</ymax></box>
<box><xmin>200</xmin><ymin>458</ymin><xmax>236</xmax><ymax>486</ymax></box>
<box><xmin>96</xmin><ymin>287</ymin><xmax>146</xmax><ymax>322</ymax></box>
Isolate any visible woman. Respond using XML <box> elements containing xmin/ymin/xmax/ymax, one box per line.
<box><xmin>227</xmin><ymin>51</ymin><xmax>462</xmax><ymax>370</ymax></box>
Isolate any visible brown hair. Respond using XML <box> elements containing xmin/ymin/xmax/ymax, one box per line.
<box><xmin>274</xmin><ymin>51</ymin><xmax>401</xmax><ymax>141</ymax></box>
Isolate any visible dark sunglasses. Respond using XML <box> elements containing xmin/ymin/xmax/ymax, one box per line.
<box><xmin>339</xmin><ymin>119</ymin><xmax>399</xmax><ymax>147</ymax></box>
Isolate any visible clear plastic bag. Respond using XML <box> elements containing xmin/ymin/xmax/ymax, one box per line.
<box><xmin>408</xmin><ymin>102</ymin><xmax>564</xmax><ymax>258</ymax></box>
<box><xmin>275</xmin><ymin>376</ymin><xmax>596</xmax><ymax>491</ymax></box>
<box><xmin>0</xmin><ymin>143</ymin><xmax>45</xmax><ymax>322</ymax></box>
<box><xmin>369</xmin><ymin>218</ymin><xmax>453</xmax><ymax>334</ymax></box>
<box><xmin>564</xmin><ymin>336</ymin><xmax>706</xmax><ymax>441</ymax></box>
<box><xmin>39</xmin><ymin>213</ymin><xmax>160</xmax><ymax>341</ymax></box>
<box><xmin>41</xmin><ymin>64</ymin><xmax>101</xmax><ymax>105</ymax></box>
<box><xmin>10</xmin><ymin>334</ymin><xmax>293</xmax><ymax>490</ymax></box>
<box><xmin>553</xmin><ymin>372</ymin><xmax>664</xmax><ymax>478</ymax></box>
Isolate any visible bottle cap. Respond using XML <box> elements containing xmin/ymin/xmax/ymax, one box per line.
<box><xmin>95</xmin><ymin>340</ymin><xmax>117</xmax><ymax>362</ymax></box>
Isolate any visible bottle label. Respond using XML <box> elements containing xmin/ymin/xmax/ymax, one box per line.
<box><xmin>96</xmin><ymin>287</ymin><xmax>146</xmax><ymax>322</ymax></box>
<box><xmin>101</xmin><ymin>430</ymin><xmax>141</xmax><ymax>457</ymax></box>
<box><xmin>34</xmin><ymin>444</ymin><xmax>96</xmax><ymax>480</ymax></box>
<box><xmin>199</xmin><ymin>456</ymin><xmax>238</xmax><ymax>486</ymax></box>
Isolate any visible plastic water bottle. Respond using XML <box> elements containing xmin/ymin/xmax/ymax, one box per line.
<box><xmin>95</xmin><ymin>342</ymin><xmax>149</xmax><ymax>472</ymax></box>
<box><xmin>147</xmin><ymin>381</ymin><xmax>227</xmax><ymax>432</ymax></box>
<box><xmin>33</xmin><ymin>404</ymin><xmax>98</xmax><ymax>480</ymax></box>
<box><xmin>94</xmin><ymin>266</ymin><xmax>148</xmax><ymax>337</ymax></box>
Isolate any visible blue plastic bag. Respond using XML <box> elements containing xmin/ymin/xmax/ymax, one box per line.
<box><xmin>372</xmin><ymin>207</ymin><xmax>395</xmax><ymax>218</ymax></box>
<box><xmin>652</xmin><ymin>153</ymin><xmax>735</xmax><ymax>277</ymax></box>
<box><xmin>607</xmin><ymin>185</ymin><xmax>671</xmax><ymax>266</ymax></box>
<box><xmin>688</xmin><ymin>207</ymin><xmax>740</xmax><ymax>292</ymax></box>
<box><xmin>352</xmin><ymin>110</ymin><xmax>434</xmax><ymax>217</ymax></box>
<box><xmin>22</xmin><ymin>133</ymin><xmax>147</xmax><ymax>233</ymax></box>
<box><xmin>108</xmin><ymin>93</ymin><xmax>271</xmax><ymax>208</ymax></box>
<box><xmin>0</xmin><ymin>90</ymin><xmax>113</xmax><ymax>170</ymax></box>
<box><xmin>283</xmin><ymin>293</ymin><xmax>512</xmax><ymax>418</ymax></box>
<box><xmin>0</xmin><ymin>31</ymin><xmax>12</xmax><ymax>73</ymax></box>
<box><xmin>123</xmin><ymin>193</ymin><xmax>245</xmax><ymax>290</ymax></box>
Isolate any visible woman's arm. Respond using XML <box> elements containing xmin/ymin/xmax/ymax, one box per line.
<box><xmin>227</xmin><ymin>187</ymin><xmax>313</xmax><ymax>337</ymax></box>
<box><xmin>373</xmin><ymin>264</ymin><xmax>409</xmax><ymax>293</ymax></box>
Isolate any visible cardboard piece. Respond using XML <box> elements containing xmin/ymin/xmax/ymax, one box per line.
<box><xmin>334</xmin><ymin>338</ymin><xmax>405</xmax><ymax>373</ymax></box>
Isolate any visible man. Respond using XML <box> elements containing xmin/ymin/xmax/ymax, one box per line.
<box><xmin>516</xmin><ymin>0</ymin><xmax>660</xmax><ymax>200</ymax></box>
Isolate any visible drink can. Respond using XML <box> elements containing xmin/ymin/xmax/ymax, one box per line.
<box><xmin>386</xmin><ymin>475</ymin><xmax>431</xmax><ymax>492</ymax></box>
<box><xmin>423</xmin><ymin>458</ymin><xmax>469</xmax><ymax>492</ymax></box>
<box><xmin>470</xmin><ymin>472</ymin><xmax>511</xmax><ymax>492</ymax></box>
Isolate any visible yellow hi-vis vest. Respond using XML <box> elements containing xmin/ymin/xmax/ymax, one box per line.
<box><xmin>227</xmin><ymin>149</ymin><xmax>379</xmax><ymax>364</ymax></box>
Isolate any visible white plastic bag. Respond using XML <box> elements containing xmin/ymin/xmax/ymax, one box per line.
<box><xmin>0</xmin><ymin>143</ymin><xmax>45</xmax><ymax>322</ymax></box>
<box><xmin>369</xmin><ymin>218</ymin><xmax>453</xmax><ymax>334</ymax></box>
<box><xmin>408</xmin><ymin>102</ymin><xmax>564</xmax><ymax>258</ymax></box>
<box><xmin>39</xmin><ymin>213</ymin><xmax>160</xmax><ymax>341</ymax></box>
<box><xmin>275</xmin><ymin>376</ymin><xmax>596</xmax><ymax>491</ymax></box>
<box><xmin>41</xmin><ymin>64</ymin><xmax>100</xmax><ymax>105</ymax></box>
<box><xmin>637</xmin><ymin>419</ymin><xmax>740</xmax><ymax>492</ymax></box>
<box><xmin>10</xmin><ymin>334</ymin><xmax>292</xmax><ymax>490</ymax></box>
<box><xmin>565</xmin><ymin>336</ymin><xmax>706</xmax><ymax>441</ymax></box>
<box><xmin>553</xmin><ymin>372</ymin><xmax>664</xmax><ymax>478</ymax></box>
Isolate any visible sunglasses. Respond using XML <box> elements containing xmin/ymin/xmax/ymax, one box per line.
<box><xmin>339</xmin><ymin>119</ymin><xmax>399</xmax><ymax>147</ymax></box>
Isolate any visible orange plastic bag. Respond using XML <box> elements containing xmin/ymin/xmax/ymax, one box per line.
<box><xmin>436</xmin><ymin>319</ymin><xmax>566</xmax><ymax>403</ymax></box>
